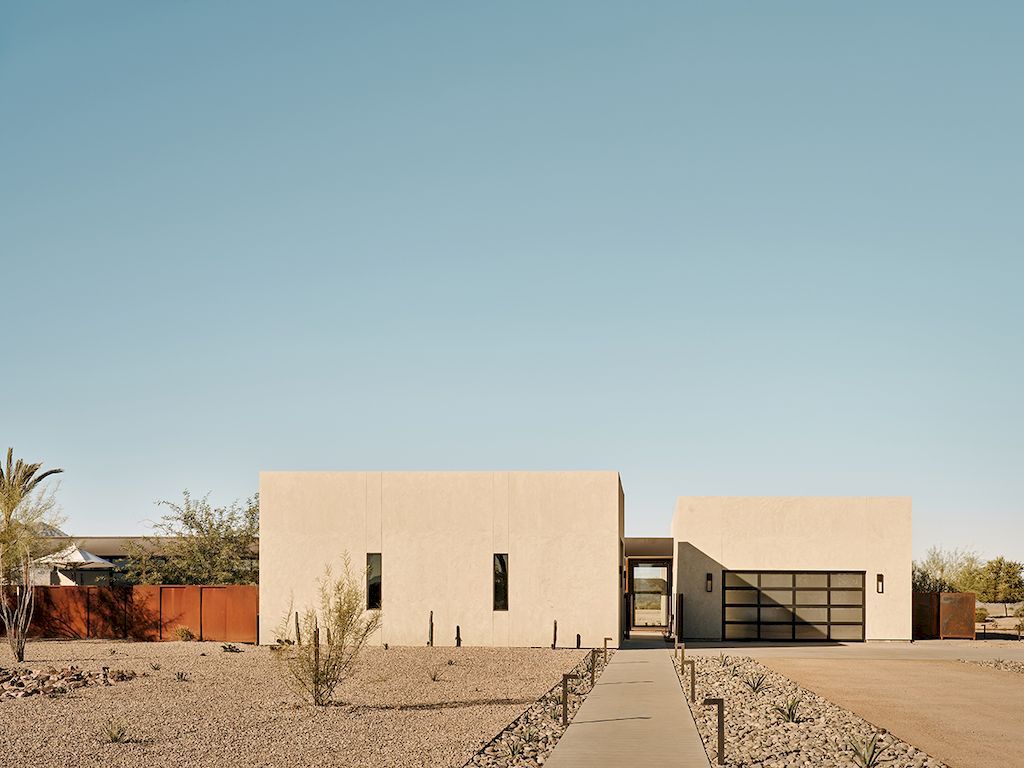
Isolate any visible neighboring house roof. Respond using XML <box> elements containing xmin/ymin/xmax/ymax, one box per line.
<box><xmin>40</xmin><ymin>536</ymin><xmax>259</xmax><ymax>559</ymax></box>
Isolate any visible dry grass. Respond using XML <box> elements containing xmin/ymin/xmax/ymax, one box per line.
<box><xmin>0</xmin><ymin>640</ymin><xmax>584</xmax><ymax>768</ymax></box>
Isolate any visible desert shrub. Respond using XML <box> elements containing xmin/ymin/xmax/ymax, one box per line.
<box><xmin>221</xmin><ymin>643</ymin><xmax>242</xmax><ymax>653</ymax></box>
<box><xmin>174</xmin><ymin>626</ymin><xmax>195</xmax><ymax>642</ymax></box>
<box><xmin>149</xmin><ymin>663</ymin><xmax>161</xmax><ymax>671</ymax></box>
<box><xmin>99</xmin><ymin>718</ymin><xmax>138</xmax><ymax>744</ymax></box>
<box><xmin>742</xmin><ymin>672</ymin><xmax>771</xmax><ymax>694</ymax></box>
<box><xmin>1014</xmin><ymin>604</ymin><xmax>1024</xmax><ymax>619</ymax></box>
<box><xmin>274</xmin><ymin>553</ymin><xmax>382</xmax><ymax>706</ymax></box>
<box><xmin>773</xmin><ymin>696</ymin><xmax>802</xmax><ymax>723</ymax></box>
<box><xmin>848</xmin><ymin>731</ymin><xmax>889</xmax><ymax>767</ymax></box>
<box><xmin>174</xmin><ymin>671</ymin><xmax>189</xmax><ymax>682</ymax></box>
<box><xmin>976</xmin><ymin>607</ymin><xmax>989</xmax><ymax>623</ymax></box>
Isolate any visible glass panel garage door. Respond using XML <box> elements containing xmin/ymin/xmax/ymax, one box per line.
<box><xmin>723</xmin><ymin>571</ymin><xmax>865</xmax><ymax>641</ymax></box>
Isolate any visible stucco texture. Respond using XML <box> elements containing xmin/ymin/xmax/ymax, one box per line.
<box><xmin>671</xmin><ymin>497</ymin><xmax>912</xmax><ymax>641</ymax></box>
<box><xmin>259</xmin><ymin>471</ymin><xmax>624</xmax><ymax>648</ymax></box>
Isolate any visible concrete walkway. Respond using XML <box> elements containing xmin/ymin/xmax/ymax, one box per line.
<box><xmin>544</xmin><ymin>646</ymin><xmax>711</xmax><ymax>768</ymax></box>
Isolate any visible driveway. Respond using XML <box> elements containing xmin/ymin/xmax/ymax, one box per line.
<box><xmin>692</xmin><ymin>642</ymin><xmax>1024</xmax><ymax>768</ymax></box>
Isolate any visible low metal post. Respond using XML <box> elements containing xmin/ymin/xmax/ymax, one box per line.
<box><xmin>590</xmin><ymin>648</ymin><xmax>597</xmax><ymax>686</ymax></box>
<box><xmin>576</xmin><ymin>633</ymin><xmax>581</xmax><ymax>649</ymax></box>
<box><xmin>561</xmin><ymin>673</ymin><xmax>579</xmax><ymax>727</ymax></box>
<box><xmin>703</xmin><ymin>697</ymin><xmax>725</xmax><ymax>766</ymax></box>
<box><xmin>294</xmin><ymin>612</ymin><xmax>301</xmax><ymax>645</ymax></box>
<box><xmin>683</xmin><ymin>658</ymin><xmax>695</xmax><ymax>702</ymax></box>
<box><xmin>603</xmin><ymin>636</ymin><xmax>612</xmax><ymax>664</ymax></box>
<box><xmin>552</xmin><ymin>619</ymin><xmax>558</xmax><ymax>649</ymax></box>
<box><xmin>456</xmin><ymin>625</ymin><xmax>461</xmax><ymax>647</ymax></box>
<box><xmin>428</xmin><ymin>611</ymin><xmax>434</xmax><ymax>647</ymax></box>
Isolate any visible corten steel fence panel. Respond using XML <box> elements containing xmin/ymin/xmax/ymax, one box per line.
<box><xmin>128</xmin><ymin>585</ymin><xmax>162</xmax><ymax>640</ymax></box>
<box><xmin>939</xmin><ymin>592</ymin><xmax>976</xmax><ymax>640</ymax></box>
<box><xmin>159</xmin><ymin>586</ymin><xmax>203</xmax><ymax>640</ymax></box>
<box><xmin>222</xmin><ymin>585</ymin><xmax>259</xmax><ymax>643</ymax></box>
<box><xmin>30</xmin><ymin>586</ymin><xmax>90</xmax><ymax>638</ymax></box>
<box><xmin>912</xmin><ymin>592</ymin><xmax>940</xmax><ymax>639</ymax></box>
<box><xmin>87</xmin><ymin>586</ymin><xmax>132</xmax><ymax>638</ymax></box>
<box><xmin>200</xmin><ymin>587</ymin><xmax>228</xmax><ymax>641</ymax></box>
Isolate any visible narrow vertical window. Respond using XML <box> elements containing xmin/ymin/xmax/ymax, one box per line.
<box><xmin>493</xmin><ymin>553</ymin><xmax>508</xmax><ymax>611</ymax></box>
<box><xmin>367</xmin><ymin>553</ymin><xmax>382</xmax><ymax>610</ymax></box>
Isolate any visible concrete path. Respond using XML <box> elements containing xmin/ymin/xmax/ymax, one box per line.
<box><xmin>544</xmin><ymin>647</ymin><xmax>711</xmax><ymax>768</ymax></box>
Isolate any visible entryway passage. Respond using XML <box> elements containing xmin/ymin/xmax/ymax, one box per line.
<box><xmin>544</xmin><ymin>645</ymin><xmax>711</xmax><ymax>768</ymax></box>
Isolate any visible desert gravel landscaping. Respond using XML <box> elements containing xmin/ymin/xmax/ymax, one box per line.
<box><xmin>676</xmin><ymin>653</ymin><xmax>949</xmax><ymax>768</ymax></box>
<box><xmin>959</xmin><ymin>657</ymin><xmax>1024</xmax><ymax>674</ymax></box>
<box><xmin>0</xmin><ymin>640</ymin><xmax>585</xmax><ymax>768</ymax></box>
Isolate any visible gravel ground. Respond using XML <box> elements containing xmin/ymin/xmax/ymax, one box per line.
<box><xmin>959</xmin><ymin>657</ymin><xmax>1024</xmax><ymax>674</ymax></box>
<box><xmin>0</xmin><ymin>640</ymin><xmax>584</xmax><ymax>768</ymax></box>
<box><xmin>465</xmin><ymin>649</ymin><xmax>613</xmax><ymax>768</ymax></box>
<box><xmin>675</xmin><ymin>653</ymin><xmax>949</xmax><ymax>768</ymax></box>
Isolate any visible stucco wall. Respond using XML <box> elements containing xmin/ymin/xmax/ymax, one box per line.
<box><xmin>671</xmin><ymin>497</ymin><xmax>912</xmax><ymax>641</ymax></box>
<box><xmin>259</xmin><ymin>471</ymin><xmax>623</xmax><ymax>648</ymax></box>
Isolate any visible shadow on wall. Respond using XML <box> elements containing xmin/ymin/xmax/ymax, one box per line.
<box><xmin>29</xmin><ymin>586</ymin><xmax>161</xmax><ymax>640</ymax></box>
<box><xmin>676</xmin><ymin>543</ymin><xmax>725</xmax><ymax>642</ymax></box>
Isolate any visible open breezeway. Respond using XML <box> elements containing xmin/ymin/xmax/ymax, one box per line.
<box><xmin>694</xmin><ymin>640</ymin><xmax>1024</xmax><ymax>768</ymax></box>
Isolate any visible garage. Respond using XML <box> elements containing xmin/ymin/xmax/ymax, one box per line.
<box><xmin>722</xmin><ymin>570</ymin><xmax>865</xmax><ymax>641</ymax></box>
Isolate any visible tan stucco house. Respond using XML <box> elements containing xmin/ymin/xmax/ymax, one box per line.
<box><xmin>259</xmin><ymin>471</ymin><xmax>912</xmax><ymax>647</ymax></box>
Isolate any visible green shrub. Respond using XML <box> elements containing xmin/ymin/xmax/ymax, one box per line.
<box><xmin>848</xmin><ymin>731</ymin><xmax>890</xmax><ymax>768</ymax></box>
<box><xmin>174</xmin><ymin>626</ymin><xmax>195</xmax><ymax>642</ymax></box>
<box><xmin>773</xmin><ymin>696</ymin><xmax>802</xmax><ymax>723</ymax></box>
<box><xmin>99</xmin><ymin>719</ymin><xmax>139</xmax><ymax>744</ymax></box>
<box><xmin>742</xmin><ymin>672</ymin><xmax>771</xmax><ymax>694</ymax></box>
<box><xmin>975</xmin><ymin>607</ymin><xmax>989</xmax><ymax>623</ymax></box>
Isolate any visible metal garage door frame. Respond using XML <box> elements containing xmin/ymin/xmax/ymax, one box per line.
<box><xmin>722</xmin><ymin>570</ymin><xmax>866</xmax><ymax>642</ymax></box>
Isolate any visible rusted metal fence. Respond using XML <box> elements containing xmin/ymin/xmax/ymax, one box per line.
<box><xmin>912</xmin><ymin>591</ymin><xmax>975</xmax><ymax>640</ymax></box>
<box><xmin>27</xmin><ymin>585</ymin><xmax>258</xmax><ymax>643</ymax></box>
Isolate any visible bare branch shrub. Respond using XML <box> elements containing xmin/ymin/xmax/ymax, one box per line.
<box><xmin>275</xmin><ymin>553</ymin><xmax>382</xmax><ymax>706</ymax></box>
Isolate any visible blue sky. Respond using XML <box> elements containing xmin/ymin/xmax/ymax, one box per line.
<box><xmin>2</xmin><ymin>3</ymin><xmax>1021</xmax><ymax>559</ymax></box>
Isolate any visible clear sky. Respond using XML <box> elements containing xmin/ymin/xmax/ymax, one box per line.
<box><xmin>2</xmin><ymin>3</ymin><xmax>1021</xmax><ymax>560</ymax></box>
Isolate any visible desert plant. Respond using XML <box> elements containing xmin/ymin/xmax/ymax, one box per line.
<box><xmin>0</xmin><ymin>448</ymin><xmax>64</xmax><ymax>663</ymax></box>
<box><xmin>743</xmin><ymin>672</ymin><xmax>771</xmax><ymax>693</ymax></box>
<box><xmin>427</xmin><ymin>663</ymin><xmax>444</xmax><ymax>682</ymax></box>
<box><xmin>848</xmin><ymin>731</ymin><xmax>892</xmax><ymax>767</ymax></box>
<box><xmin>773</xmin><ymin>696</ymin><xmax>802</xmax><ymax>722</ymax></box>
<box><xmin>174</xmin><ymin>626</ymin><xmax>195</xmax><ymax>642</ymax></box>
<box><xmin>221</xmin><ymin>643</ymin><xmax>242</xmax><ymax>653</ymax></box>
<box><xmin>174</xmin><ymin>671</ymin><xmax>189</xmax><ymax>682</ymax></box>
<box><xmin>274</xmin><ymin>553</ymin><xmax>382</xmax><ymax>706</ymax></box>
<box><xmin>976</xmin><ymin>607</ymin><xmax>989</xmax><ymax>623</ymax></box>
<box><xmin>717</xmin><ymin>653</ymin><xmax>731</xmax><ymax>667</ymax></box>
<box><xmin>99</xmin><ymin>718</ymin><xmax>138</xmax><ymax>744</ymax></box>
<box><xmin>149</xmin><ymin>663</ymin><xmax>161</xmax><ymax>671</ymax></box>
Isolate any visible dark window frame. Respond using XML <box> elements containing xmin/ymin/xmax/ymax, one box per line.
<box><xmin>493</xmin><ymin>553</ymin><xmax>509</xmax><ymax>611</ymax></box>
<box><xmin>367</xmin><ymin>553</ymin><xmax>382</xmax><ymax>610</ymax></box>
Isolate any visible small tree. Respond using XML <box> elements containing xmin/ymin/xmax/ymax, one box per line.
<box><xmin>125</xmin><ymin>491</ymin><xmax>258</xmax><ymax>585</ymax></box>
<box><xmin>912</xmin><ymin>546</ymin><xmax>983</xmax><ymax>593</ymax></box>
<box><xmin>274</xmin><ymin>554</ymin><xmax>382</xmax><ymax>706</ymax></box>
<box><xmin>973</xmin><ymin>557</ymin><xmax>1024</xmax><ymax>617</ymax></box>
<box><xmin>0</xmin><ymin>448</ymin><xmax>64</xmax><ymax>662</ymax></box>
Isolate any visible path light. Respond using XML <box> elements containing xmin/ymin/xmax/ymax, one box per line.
<box><xmin>683</xmin><ymin>658</ymin><xmax>696</xmax><ymax>702</ymax></box>
<box><xmin>703</xmin><ymin>697</ymin><xmax>725</xmax><ymax>766</ymax></box>
<box><xmin>603</xmin><ymin>636</ymin><xmax>612</xmax><ymax>663</ymax></box>
<box><xmin>562</xmin><ymin>673</ymin><xmax>579</xmax><ymax>726</ymax></box>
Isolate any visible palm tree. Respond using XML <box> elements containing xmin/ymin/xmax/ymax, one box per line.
<box><xmin>0</xmin><ymin>447</ymin><xmax>63</xmax><ymax>662</ymax></box>
<box><xmin>0</xmin><ymin>447</ymin><xmax>63</xmax><ymax>522</ymax></box>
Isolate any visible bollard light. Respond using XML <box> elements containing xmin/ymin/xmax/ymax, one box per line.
<box><xmin>703</xmin><ymin>697</ymin><xmax>725</xmax><ymax>766</ymax></box>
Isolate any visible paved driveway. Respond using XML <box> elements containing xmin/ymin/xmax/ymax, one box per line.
<box><xmin>692</xmin><ymin>642</ymin><xmax>1024</xmax><ymax>768</ymax></box>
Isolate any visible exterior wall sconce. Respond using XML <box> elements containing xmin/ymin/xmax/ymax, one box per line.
<box><xmin>705</xmin><ymin>573</ymin><xmax>713</xmax><ymax>592</ymax></box>
<box><xmin>876</xmin><ymin>574</ymin><xmax>884</xmax><ymax>594</ymax></box>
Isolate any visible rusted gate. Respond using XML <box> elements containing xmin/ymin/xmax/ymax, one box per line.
<box><xmin>911</xmin><ymin>592</ymin><xmax>975</xmax><ymax>640</ymax></box>
<box><xmin>28</xmin><ymin>585</ymin><xmax>258</xmax><ymax>643</ymax></box>
<box><xmin>939</xmin><ymin>592</ymin><xmax>976</xmax><ymax>639</ymax></box>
